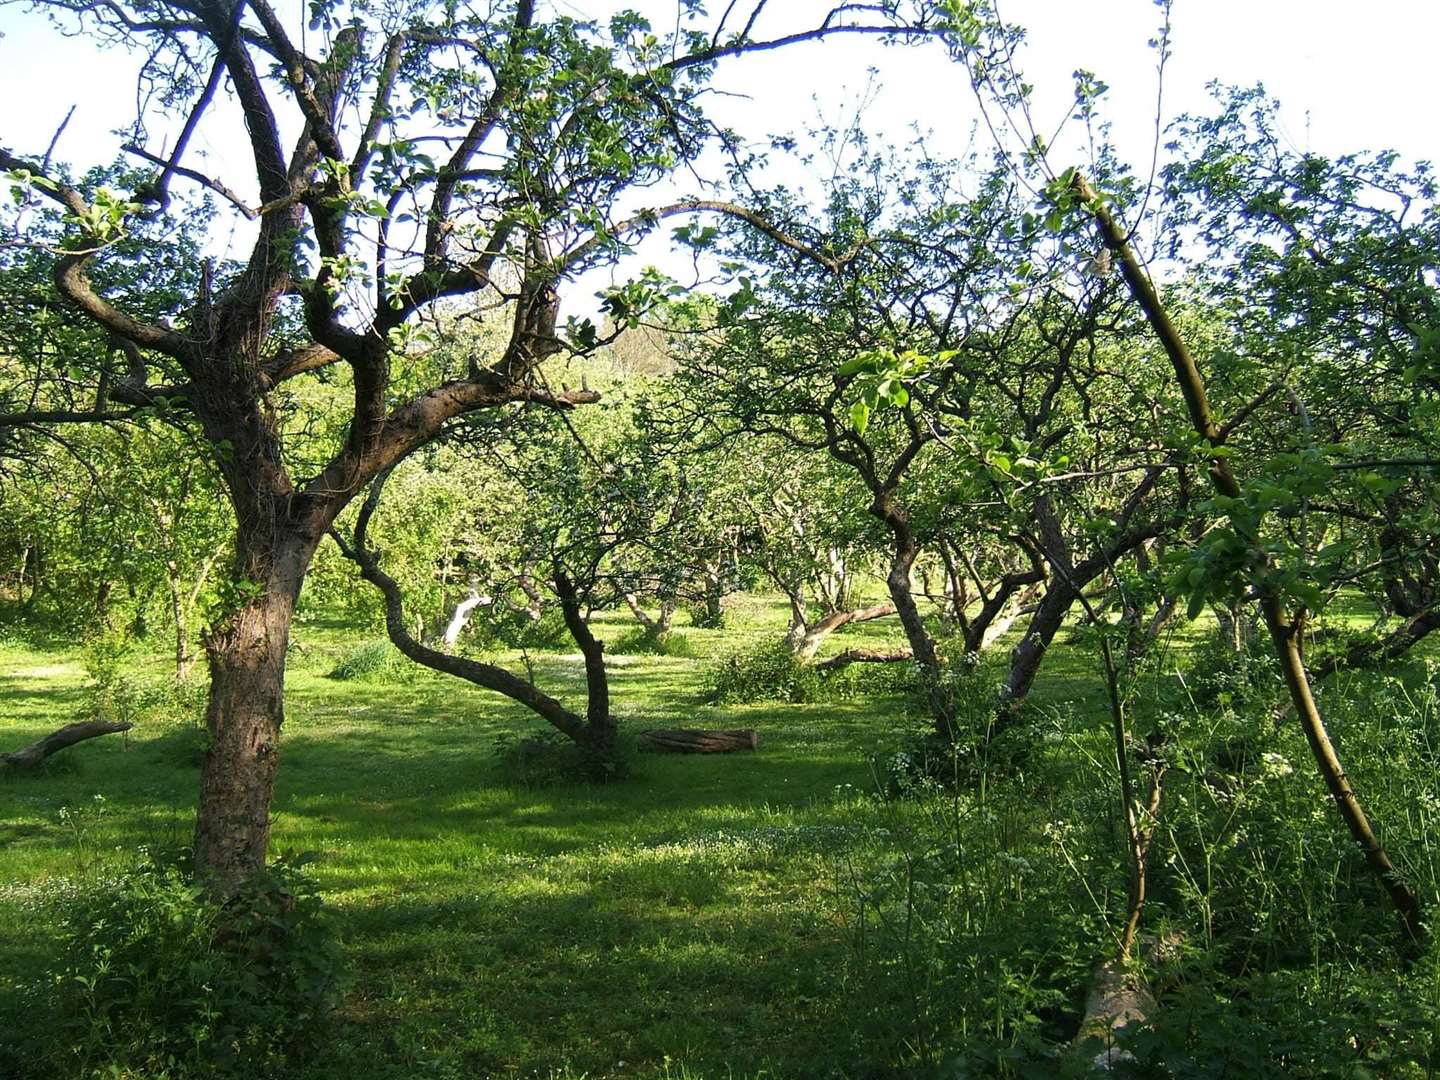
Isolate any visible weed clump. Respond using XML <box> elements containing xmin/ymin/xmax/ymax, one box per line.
<box><xmin>610</xmin><ymin>626</ymin><xmax>695</xmax><ymax>657</ymax></box>
<box><xmin>34</xmin><ymin>852</ymin><xmax>344</xmax><ymax>1078</ymax></box>
<box><xmin>492</xmin><ymin>730</ymin><xmax>631</xmax><ymax>784</ymax></box>
<box><xmin>327</xmin><ymin>638</ymin><xmax>405</xmax><ymax>681</ymax></box>
<box><xmin>706</xmin><ymin>640</ymin><xmax>914</xmax><ymax>705</ymax></box>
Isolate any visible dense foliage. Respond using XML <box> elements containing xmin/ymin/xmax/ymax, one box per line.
<box><xmin>2</xmin><ymin>0</ymin><xmax>1438</xmax><ymax>1075</ymax></box>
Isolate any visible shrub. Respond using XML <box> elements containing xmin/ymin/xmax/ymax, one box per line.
<box><xmin>706</xmin><ymin>641</ymin><xmax>823</xmax><ymax>704</ymax></box>
<box><xmin>707</xmin><ymin>640</ymin><xmax>916</xmax><ymax>705</ymax></box>
<box><xmin>43</xmin><ymin>852</ymin><xmax>344</xmax><ymax>1079</ymax></box>
<box><xmin>610</xmin><ymin>626</ymin><xmax>695</xmax><ymax>657</ymax></box>
<box><xmin>878</xmin><ymin>655</ymin><xmax>1031</xmax><ymax>794</ymax></box>
<box><xmin>686</xmin><ymin>602</ymin><xmax>726</xmax><ymax>630</ymax></box>
<box><xmin>326</xmin><ymin>637</ymin><xmax>405</xmax><ymax>681</ymax></box>
<box><xmin>466</xmin><ymin>607</ymin><xmax>574</xmax><ymax>652</ymax></box>
<box><xmin>492</xmin><ymin>730</ymin><xmax>631</xmax><ymax>784</ymax></box>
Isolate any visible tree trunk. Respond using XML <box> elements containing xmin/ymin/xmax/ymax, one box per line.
<box><xmin>166</xmin><ymin>566</ymin><xmax>192</xmax><ymax>683</ymax></box>
<box><xmin>193</xmin><ymin>531</ymin><xmax>313</xmax><ymax>895</ymax></box>
<box><xmin>442</xmin><ymin>590</ymin><xmax>484</xmax><ymax>647</ymax></box>
<box><xmin>623</xmin><ymin>592</ymin><xmax>675</xmax><ymax>636</ymax></box>
<box><xmin>876</xmin><ymin>505</ymin><xmax>950</xmax><ymax>737</ymax></box>
<box><xmin>22</xmin><ymin>543</ymin><xmax>42</xmax><ymax>610</ymax></box>
<box><xmin>556</xmin><ymin>570</ymin><xmax>614</xmax><ymax>751</ymax></box>
<box><xmin>792</xmin><ymin>600</ymin><xmax>897</xmax><ymax>661</ymax></box>
<box><xmin>701</xmin><ymin>567</ymin><xmax>726</xmax><ymax>627</ymax></box>
<box><xmin>813</xmin><ymin>646</ymin><xmax>913</xmax><ymax>671</ymax></box>
<box><xmin>3</xmin><ymin>719</ymin><xmax>133</xmax><ymax>769</ymax></box>
<box><xmin>1003</xmin><ymin>579</ymin><xmax>1075</xmax><ymax>706</ymax></box>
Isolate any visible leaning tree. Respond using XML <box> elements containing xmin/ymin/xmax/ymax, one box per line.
<box><xmin>0</xmin><ymin>0</ymin><xmax>940</xmax><ymax>892</ymax></box>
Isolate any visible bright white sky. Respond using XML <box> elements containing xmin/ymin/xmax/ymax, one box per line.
<box><xmin>1</xmin><ymin>0</ymin><xmax>1436</xmax><ymax>315</ymax></box>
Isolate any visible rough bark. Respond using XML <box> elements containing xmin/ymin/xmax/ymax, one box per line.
<box><xmin>3</xmin><ymin>719</ymin><xmax>133</xmax><ymax>768</ymax></box>
<box><xmin>193</xmin><ymin>528</ymin><xmax>314</xmax><ymax>895</ymax></box>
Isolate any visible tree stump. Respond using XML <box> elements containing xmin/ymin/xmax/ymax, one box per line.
<box><xmin>2</xmin><ymin>719</ymin><xmax>133</xmax><ymax>769</ymax></box>
<box><xmin>638</xmin><ymin>728</ymin><xmax>759</xmax><ymax>753</ymax></box>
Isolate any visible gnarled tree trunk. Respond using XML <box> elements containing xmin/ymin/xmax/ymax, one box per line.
<box><xmin>193</xmin><ymin>528</ymin><xmax>316</xmax><ymax>895</ymax></box>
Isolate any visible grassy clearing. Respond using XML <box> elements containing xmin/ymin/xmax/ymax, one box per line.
<box><xmin>3</xmin><ymin>599</ymin><xmax>1438</xmax><ymax>1078</ymax></box>
<box><xmin>0</xmin><ymin>601</ymin><xmax>939</xmax><ymax>1078</ymax></box>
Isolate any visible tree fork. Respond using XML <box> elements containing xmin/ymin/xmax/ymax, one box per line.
<box><xmin>1072</xmin><ymin>172</ymin><xmax>1427</xmax><ymax>948</ymax></box>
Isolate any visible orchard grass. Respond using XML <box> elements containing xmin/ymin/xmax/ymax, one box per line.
<box><xmin>1</xmin><ymin>596</ymin><xmax>1438</xmax><ymax>1078</ymax></box>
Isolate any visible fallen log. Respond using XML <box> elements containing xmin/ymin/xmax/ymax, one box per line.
<box><xmin>639</xmin><ymin>728</ymin><xmax>759</xmax><ymax>753</ymax></box>
<box><xmin>1074</xmin><ymin>960</ymin><xmax>1155</xmax><ymax>1069</ymax></box>
<box><xmin>813</xmin><ymin>647</ymin><xmax>913</xmax><ymax>671</ymax></box>
<box><xmin>2</xmin><ymin>719</ymin><xmax>133</xmax><ymax>769</ymax></box>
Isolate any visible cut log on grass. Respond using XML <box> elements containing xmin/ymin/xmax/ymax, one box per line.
<box><xmin>639</xmin><ymin>729</ymin><xmax>759</xmax><ymax>753</ymax></box>
<box><xmin>2</xmin><ymin>719</ymin><xmax>133</xmax><ymax>769</ymax></box>
<box><xmin>813</xmin><ymin>647</ymin><xmax>913</xmax><ymax>671</ymax></box>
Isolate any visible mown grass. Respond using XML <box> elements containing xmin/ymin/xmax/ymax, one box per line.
<box><xmin>3</xmin><ymin>596</ymin><xmax>1438</xmax><ymax>1078</ymax></box>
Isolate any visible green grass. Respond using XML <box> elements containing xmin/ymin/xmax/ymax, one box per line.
<box><xmin>3</xmin><ymin>597</ymin><xmax>1438</xmax><ymax>1078</ymax></box>
<box><xmin>0</xmin><ymin>601</ymin><xmax>942</xmax><ymax>1078</ymax></box>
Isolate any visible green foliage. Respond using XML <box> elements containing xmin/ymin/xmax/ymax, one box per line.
<box><xmin>1180</xmin><ymin>619</ymin><xmax>1281</xmax><ymax>710</ymax></box>
<box><xmin>326</xmin><ymin>638</ymin><xmax>408</xmax><ymax>682</ymax></box>
<box><xmin>37</xmin><ymin>853</ymin><xmax>343</xmax><ymax>1079</ymax></box>
<box><xmin>491</xmin><ymin>730</ymin><xmax>631</xmax><ymax>786</ymax></box>
<box><xmin>706</xmin><ymin>640</ymin><xmax>913</xmax><ymax>705</ymax></box>
<box><xmin>609</xmin><ymin>626</ymin><xmax>695</xmax><ymax>658</ymax></box>
<box><xmin>836</xmin><ymin>787</ymin><xmax>1101</xmax><ymax>1075</ymax></box>
<box><xmin>880</xmin><ymin>655</ymin><xmax>1034</xmax><ymax>793</ymax></box>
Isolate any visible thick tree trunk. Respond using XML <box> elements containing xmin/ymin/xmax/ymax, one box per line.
<box><xmin>193</xmin><ymin>531</ymin><xmax>313</xmax><ymax>895</ymax></box>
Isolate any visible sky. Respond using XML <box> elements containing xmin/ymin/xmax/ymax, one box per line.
<box><xmin>1</xmin><ymin>0</ymin><xmax>1436</xmax><ymax>315</ymax></box>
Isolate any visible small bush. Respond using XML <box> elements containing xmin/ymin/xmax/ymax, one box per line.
<box><xmin>492</xmin><ymin>730</ymin><xmax>631</xmax><ymax>784</ymax></box>
<box><xmin>686</xmin><ymin>603</ymin><xmax>726</xmax><ymax>630</ymax></box>
<box><xmin>706</xmin><ymin>640</ymin><xmax>914</xmax><ymax>704</ymax></box>
<box><xmin>327</xmin><ymin>638</ymin><xmax>405</xmax><ymax>681</ymax></box>
<box><xmin>42</xmin><ymin>852</ymin><xmax>344</xmax><ymax>1079</ymax></box>
<box><xmin>610</xmin><ymin>626</ymin><xmax>695</xmax><ymax>657</ymax></box>
<box><xmin>706</xmin><ymin>641</ymin><xmax>823</xmax><ymax>704</ymax></box>
<box><xmin>879</xmin><ymin>655</ymin><xmax>1031</xmax><ymax>794</ymax></box>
